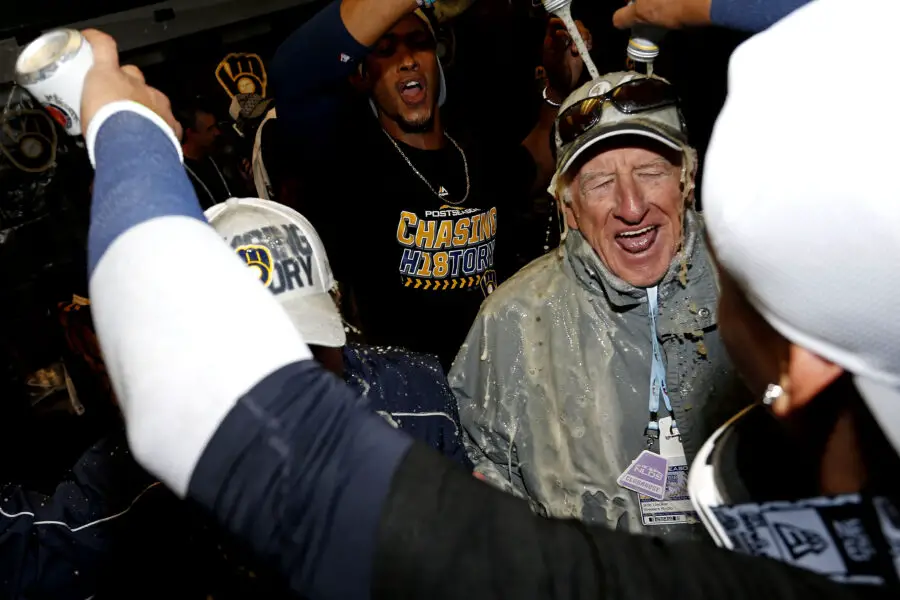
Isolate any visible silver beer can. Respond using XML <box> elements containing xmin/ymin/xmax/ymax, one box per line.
<box><xmin>15</xmin><ymin>29</ymin><xmax>94</xmax><ymax>136</ymax></box>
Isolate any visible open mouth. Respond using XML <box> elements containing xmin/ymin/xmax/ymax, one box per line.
<box><xmin>615</xmin><ymin>225</ymin><xmax>659</xmax><ymax>254</ymax></box>
<box><xmin>398</xmin><ymin>78</ymin><xmax>426</xmax><ymax>105</ymax></box>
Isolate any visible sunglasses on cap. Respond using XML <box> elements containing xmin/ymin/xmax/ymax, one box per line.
<box><xmin>557</xmin><ymin>78</ymin><xmax>682</xmax><ymax>147</ymax></box>
<box><xmin>371</xmin><ymin>30</ymin><xmax>436</xmax><ymax>58</ymax></box>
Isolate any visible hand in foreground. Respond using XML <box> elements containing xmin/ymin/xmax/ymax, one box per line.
<box><xmin>612</xmin><ymin>0</ymin><xmax>712</xmax><ymax>30</ymax></box>
<box><xmin>80</xmin><ymin>29</ymin><xmax>182</xmax><ymax>140</ymax></box>
<box><xmin>542</xmin><ymin>17</ymin><xmax>592</xmax><ymax>103</ymax></box>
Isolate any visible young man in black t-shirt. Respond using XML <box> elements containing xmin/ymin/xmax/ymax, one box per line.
<box><xmin>271</xmin><ymin>0</ymin><xmax>590</xmax><ymax>368</ymax></box>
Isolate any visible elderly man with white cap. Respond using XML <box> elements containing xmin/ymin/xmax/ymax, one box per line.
<box><xmin>450</xmin><ymin>71</ymin><xmax>748</xmax><ymax>535</ymax></box>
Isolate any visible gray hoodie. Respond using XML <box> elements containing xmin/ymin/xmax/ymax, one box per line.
<box><xmin>450</xmin><ymin>211</ymin><xmax>750</xmax><ymax>538</ymax></box>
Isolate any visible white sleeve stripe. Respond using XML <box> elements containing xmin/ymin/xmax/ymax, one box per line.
<box><xmin>0</xmin><ymin>482</ymin><xmax>161</xmax><ymax>533</ymax></box>
<box><xmin>85</xmin><ymin>101</ymin><xmax>183</xmax><ymax>168</ymax></box>
<box><xmin>90</xmin><ymin>216</ymin><xmax>312</xmax><ymax>497</ymax></box>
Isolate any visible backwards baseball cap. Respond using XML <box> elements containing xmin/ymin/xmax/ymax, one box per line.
<box><xmin>551</xmin><ymin>72</ymin><xmax>688</xmax><ymax>192</ymax></box>
<box><xmin>205</xmin><ymin>198</ymin><xmax>346</xmax><ymax>348</ymax></box>
<box><xmin>703</xmin><ymin>0</ymin><xmax>900</xmax><ymax>451</ymax></box>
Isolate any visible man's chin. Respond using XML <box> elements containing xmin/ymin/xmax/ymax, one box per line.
<box><xmin>396</xmin><ymin>112</ymin><xmax>435</xmax><ymax>134</ymax></box>
<box><xmin>604</xmin><ymin>237</ymin><xmax>677</xmax><ymax>288</ymax></box>
<box><xmin>608</xmin><ymin>252</ymin><xmax>673</xmax><ymax>288</ymax></box>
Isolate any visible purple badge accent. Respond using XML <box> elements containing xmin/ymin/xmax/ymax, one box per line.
<box><xmin>617</xmin><ymin>450</ymin><xmax>668</xmax><ymax>501</ymax></box>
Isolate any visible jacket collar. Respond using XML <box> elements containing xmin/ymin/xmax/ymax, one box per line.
<box><xmin>565</xmin><ymin>210</ymin><xmax>718</xmax><ymax>333</ymax></box>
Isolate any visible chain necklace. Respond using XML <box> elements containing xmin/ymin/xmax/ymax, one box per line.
<box><xmin>382</xmin><ymin>129</ymin><xmax>470</xmax><ymax>205</ymax></box>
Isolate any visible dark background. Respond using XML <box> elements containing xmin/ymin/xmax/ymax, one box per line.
<box><xmin>0</xmin><ymin>0</ymin><xmax>747</xmax><ymax>488</ymax></box>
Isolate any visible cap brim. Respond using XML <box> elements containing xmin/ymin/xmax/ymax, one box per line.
<box><xmin>280</xmin><ymin>291</ymin><xmax>346</xmax><ymax>348</ymax></box>
<box><xmin>855</xmin><ymin>375</ymin><xmax>900</xmax><ymax>455</ymax></box>
<box><xmin>558</xmin><ymin>122</ymin><xmax>684</xmax><ymax>178</ymax></box>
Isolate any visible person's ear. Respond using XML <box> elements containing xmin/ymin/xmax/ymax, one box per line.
<box><xmin>564</xmin><ymin>202</ymin><xmax>578</xmax><ymax>231</ymax></box>
<box><xmin>349</xmin><ymin>63</ymin><xmax>372</xmax><ymax>94</ymax></box>
<box><xmin>771</xmin><ymin>344</ymin><xmax>844</xmax><ymax>417</ymax></box>
<box><xmin>561</xmin><ymin>182</ymin><xmax>580</xmax><ymax>231</ymax></box>
<box><xmin>679</xmin><ymin>152</ymin><xmax>698</xmax><ymax>206</ymax></box>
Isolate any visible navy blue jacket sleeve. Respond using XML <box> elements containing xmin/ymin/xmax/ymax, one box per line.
<box><xmin>0</xmin><ymin>432</ymin><xmax>159</xmax><ymax>600</ymax></box>
<box><xmin>342</xmin><ymin>346</ymin><xmax>473</xmax><ymax>470</ymax></box>
<box><xmin>187</xmin><ymin>360</ymin><xmax>413</xmax><ymax>600</ymax></box>
<box><xmin>271</xmin><ymin>0</ymin><xmax>369</xmax><ymax>142</ymax></box>
<box><xmin>711</xmin><ymin>0</ymin><xmax>811</xmax><ymax>31</ymax></box>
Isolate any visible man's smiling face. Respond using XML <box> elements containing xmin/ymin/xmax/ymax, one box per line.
<box><xmin>565</xmin><ymin>138</ymin><xmax>686</xmax><ymax>287</ymax></box>
<box><xmin>366</xmin><ymin>15</ymin><xmax>439</xmax><ymax>134</ymax></box>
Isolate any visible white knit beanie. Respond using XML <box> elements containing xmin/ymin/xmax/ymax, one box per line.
<box><xmin>703</xmin><ymin>0</ymin><xmax>900</xmax><ymax>451</ymax></box>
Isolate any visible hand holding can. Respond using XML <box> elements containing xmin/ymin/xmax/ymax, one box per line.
<box><xmin>15</xmin><ymin>29</ymin><xmax>181</xmax><ymax>141</ymax></box>
<box><xmin>15</xmin><ymin>29</ymin><xmax>94</xmax><ymax>136</ymax></box>
<box><xmin>78</xmin><ymin>30</ymin><xmax>181</xmax><ymax>140</ymax></box>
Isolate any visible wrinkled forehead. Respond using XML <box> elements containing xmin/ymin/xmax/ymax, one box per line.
<box><xmin>580</xmin><ymin>138</ymin><xmax>679</xmax><ymax>173</ymax></box>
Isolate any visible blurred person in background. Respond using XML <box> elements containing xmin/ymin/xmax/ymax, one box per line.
<box><xmin>270</xmin><ymin>0</ymin><xmax>590</xmax><ymax>369</ymax></box>
<box><xmin>176</xmin><ymin>96</ymin><xmax>231</xmax><ymax>209</ymax></box>
<box><xmin>83</xmin><ymin>0</ymin><xmax>900</xmax><ymax>598</ymax></box>
<box><xmin>452</xmin><ymin>71</ymin><xmax>747</xmax><ymax>536</ymax></box>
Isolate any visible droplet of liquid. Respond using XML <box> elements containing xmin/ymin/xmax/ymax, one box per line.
<box><xmin>551</xmin><ymin>4</ymin><xmax>601</xmax><ymax>81</ymax></box>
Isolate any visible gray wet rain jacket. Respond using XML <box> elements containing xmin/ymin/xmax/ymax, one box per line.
<box><xmin>450</xmin><ymin>211</ymin><xmax>750</xmax><ymax>537</ymax></box>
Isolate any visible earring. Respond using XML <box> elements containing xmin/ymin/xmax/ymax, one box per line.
<box><xmin>762</xmin><ymin>383</ymin><xmax>784</xmax><ymax>406</ymax></box>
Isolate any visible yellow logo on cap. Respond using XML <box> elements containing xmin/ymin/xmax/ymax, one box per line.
<box><xmin>236</xmin><ymin>244</ymin><xmax>274</xmax><ymax>287</ymax></box>
<box><xmin>216</xmin><ymin>53</ymin><xmax>268</xmax><ymax>99</ymax></box>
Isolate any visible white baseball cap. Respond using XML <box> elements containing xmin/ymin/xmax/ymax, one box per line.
<box><xmin>703</xmin><ymin>0</ymin><xmax>900</xmax><ymax>450</ymax></box>
<box><xmin>550</xmin><ymin>72</ymin><xmax>688</xmax><ymax>195</ymax></box>
<box><xmin>205</xmin><ymin>198</ymin><xmax>346</xmax><ymax>348</ymax></box>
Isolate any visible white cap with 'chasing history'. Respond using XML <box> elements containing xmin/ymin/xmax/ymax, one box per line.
<box><xmin>205</xmin><ymin>198</ymin><xmax>346</xmax><ymax>349</ymax></box>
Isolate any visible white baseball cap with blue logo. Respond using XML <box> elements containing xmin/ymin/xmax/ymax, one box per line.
<box><xmin>205</xmin><ymin>198</ymin><xmax>346</xmax><ymax>348</ymax></box>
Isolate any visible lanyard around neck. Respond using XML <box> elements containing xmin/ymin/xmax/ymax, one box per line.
<box><xmin>645</xmin><ymin>286</ymin><xmax>676</xmax><ymax>445</ymax></box>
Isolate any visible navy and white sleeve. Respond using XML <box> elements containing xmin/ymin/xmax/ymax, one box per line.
<box><xmin>711</xmin><ymin>0</ymin><xmax>811</xmax><ymax>31</ymax></box>
<box><xmin>87</xmin><ymin>102</ymin><xmax>413</xmax><ymax>599</ymax></box>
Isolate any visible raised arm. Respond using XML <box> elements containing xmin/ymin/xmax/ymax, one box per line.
<box><xmin>612</xmin><ymin>0</ymin><xmax>812</xmax><ymax>33</ymax></box>
<box><xmin>84</xmin><ymin>30</ymin><xmax>413</xmax><ymax>599</ymax></box>
<box><xmin>271</xmin><ymin>0</ymin><xmax>417</xmax><ymax>140</ymax></box>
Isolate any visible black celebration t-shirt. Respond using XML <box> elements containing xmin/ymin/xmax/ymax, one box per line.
<box><xmin>298</xmin><ymin>117</ymin><xmax>535</xmax><ymax>369</ymax></box>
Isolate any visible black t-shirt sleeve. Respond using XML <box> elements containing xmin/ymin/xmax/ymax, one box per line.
<box><xmin>373</xmin><ymin>443</ymin><xmax>886</xmax><ymax>600</ymax></box>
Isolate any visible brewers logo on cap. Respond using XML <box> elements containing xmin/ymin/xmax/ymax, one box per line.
<box><xmin>235</xmin><ymin>244</ymin><xmax>275</xmax><ymax>287</ymax></box>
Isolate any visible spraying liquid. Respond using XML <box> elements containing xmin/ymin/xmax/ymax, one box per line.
<box><xmin>545</xmin><ymin>1</ymin><xmax>601</xmax><ymax>82</ymax></box>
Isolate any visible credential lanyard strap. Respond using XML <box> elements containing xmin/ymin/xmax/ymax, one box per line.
<box><xmin>646</xmin><ymin>286</ymin><xmax>676</xmax><ymax>442</ymax></box>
